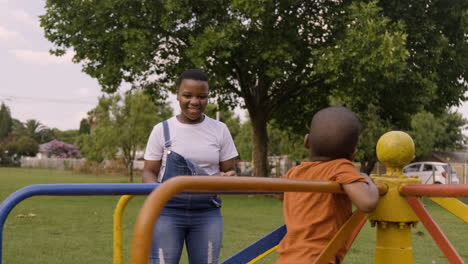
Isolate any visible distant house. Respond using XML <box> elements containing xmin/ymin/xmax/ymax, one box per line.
<box><xmin>423</xmin><ymin>151</ymin><xmax>468</xmax><ymax>164</ymax></box>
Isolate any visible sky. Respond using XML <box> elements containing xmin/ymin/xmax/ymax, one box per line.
<box><xmin>0</xmin><ymin>0</ymin><xmax>467</xmax><ymax>132</ymax></box>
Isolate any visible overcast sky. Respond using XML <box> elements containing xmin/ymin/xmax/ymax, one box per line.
<box><xmin>1</xmin><ymin>0</ymin><xmax>467</xmax><ymax>133</ymax></box>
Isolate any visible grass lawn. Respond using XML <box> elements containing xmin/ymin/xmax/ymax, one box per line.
<box><xmin>0</xmin><ymin>167</ymin><xmax>467</xmax><ymax>263</ymax></box>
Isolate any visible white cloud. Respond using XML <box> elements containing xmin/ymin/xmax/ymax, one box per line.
<box><xmin>74</xmin><ymin>111</ymin><xmax>89</xmax><ymax>124</ymax></box>
<box><xmin>0</xmin><ymin>26</ymin><xmax>24</xmax><ymax>42</ymax></box>
<box><xmin>77</xmin><ymin>88</ymin><xmax>91</xmax><ymax>96</ymax></box>
<box><xmin>8</xmin><ymin>49</ymin><xmax>74</xmax><ymax>65</ymax></box>
<box><xmin>11</xmin><ymin>9</ymin><xmax>41</xmax><ymax>29</ymax></box>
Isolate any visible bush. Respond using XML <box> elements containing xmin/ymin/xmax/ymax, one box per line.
<box><xmin>0</xmin><ymin>145</ymin><xmax>20</xmax><ymax>166</ymax></box>
<box><xmin>7</xmin><ymin>136</ymin><xmax>39</xmax><ymax>157</ymax></box>
<box><xmin>74</xmin><ymin>159</ymin><xmax>128</xmax><ymax>176</ymax></box>
<box><xmin>44</xmin><ymin>139</ymin><xmax>80</xmax><ymax>158</ymax></box>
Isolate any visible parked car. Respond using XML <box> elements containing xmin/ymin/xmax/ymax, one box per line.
<box><xmin>402</xmin><ymin>162</ymin><xmax>459</xmax><ymax>184</ymax></box>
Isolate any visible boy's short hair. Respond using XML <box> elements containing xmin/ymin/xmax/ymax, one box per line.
<box><xmin>308</xmin><ymin>106</ymin><xmax>360</xmax><ymax>159</ymax></box>
<box><xmin>176</xmin><ymin>69</ymin><xmax>209</xmax><ymax>90</ymax></box>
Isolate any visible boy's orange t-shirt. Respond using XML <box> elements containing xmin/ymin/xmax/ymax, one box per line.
<box><xmin>276</xmin><ymin>159</ymin><xmax>368</xmax><ymax>264</ymax></box>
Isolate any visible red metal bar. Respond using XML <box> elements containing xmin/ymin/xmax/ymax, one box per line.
<box><xmin>345</xmin><ymin>215</ymin><xmax>367</xmax><ymax>251</ymax></box>
<box><xmin>131</xmin><ymin>176</ymin><xmax>346</xmax><ymax>264</ymax></box>
<box><xmin>400</xmin><ymin>184</ymin><xmax>468</xmax><ymax>197</ymax></box>
<box><xmin>405</xmin><ymin>196</ymin><xmax>464</xmax><ymax>264</ymax></box>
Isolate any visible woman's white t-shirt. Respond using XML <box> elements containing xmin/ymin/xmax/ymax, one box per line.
<box><xmin>144</xmin><ymin>115</ymin><xmax>238</xmax><ymax>181</ymax></box>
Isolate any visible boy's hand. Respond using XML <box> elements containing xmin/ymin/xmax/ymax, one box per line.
<box><xmin>342</xmin><ymin>173</ymin><xmax>379</xmax><ymax>213</ymax></box>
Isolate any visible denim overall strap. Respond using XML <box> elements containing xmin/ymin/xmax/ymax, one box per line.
<box><xmin>160</xmin><ymin>119</ymin><xmax>221</xmax><ymax>209</ymax></box>
<box><xmin>162</xmin><ymin>120</ymin><xmax>171</xmax><ymax>148</ymax></box>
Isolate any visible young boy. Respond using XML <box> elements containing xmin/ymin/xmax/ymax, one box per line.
<box><xmin>276</xmin><ymin>106</ymin><xmax>379</xmax><ymax>264</ymax></box>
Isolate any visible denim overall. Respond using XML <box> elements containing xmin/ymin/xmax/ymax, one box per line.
<box><xmin>150</xmin><ymin>120</ymin><xmax>223</xmax><ymax>264</ymax></box>
<box><xmin>160</xmin><ymin>120</ymin><xmax>221</xmax><ymax>209</ymax></box>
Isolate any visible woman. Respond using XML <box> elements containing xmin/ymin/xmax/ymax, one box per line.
<box><xmin>142</xmin><ymin>69</ymin><xmax>238</xmax><ymax>264</ymax></box>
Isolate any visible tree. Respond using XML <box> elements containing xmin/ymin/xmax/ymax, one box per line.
<box><xmin>21</xmin><ymin>119</ymin><xmax>46</xmax><ymax>143</ymax></box>
<box><xmin>267</xmin><ymin>121</ymin><xmax>308</xmax><ymax>162</ymax></box>
<box><xmin>40</xmin><ymin>0</ymin><xmax>467</xmax><ymax>176</ymax></box>
<box><xmin>0</xmin><ymin>103</ymin><xmax>13</xmax><ymax>142</ymax></box>
<box><xmin>53</xmin><ymin>129</ymin><xmax>80</xmax><ymax>144</ymax></box>
<box><xmin>37</xmin><ymin>128</ymin><xmax>55</xmax><ymax>144</ymax></box>
<box><xmin>433</xmin><ymin>111</ymin><xmax>468</xmax><ymax>151</ymax></box>
<box><xmin>80</xmin><ymin>90</ymin><xmax>173</xmax><ymax>181</ymax></box>
<box><xmin>376</xmin><ymin>0</ymin><xmax>468</xmax><ymax>114</ymax></box>
<box><xmin>204</xmin><ymin>104</ymin><xmax>241</xmax><ymax>140</ymax></box>
<box><xmin>234</xmin><ymin>121</ymin><xmax>253</xmax><ymax>162</ymax></box>
<box><xmin>7</xmin><ymin>136</ymin><xmax>39</xmax><ymax>157</ymax></box>
<box><xmin>408</xmin><ymin>110</ymin><xmax>467</xmax><ymax>158</ymax></box>
<box><xmin>79</xmin><ymin>118</ymin><xmax>90</xmax><ymax>134</ymax></box>
<box><xmin>354</xmin><ymin>105</ymin><xmax>393</xmax><ymax>174</ymax></box>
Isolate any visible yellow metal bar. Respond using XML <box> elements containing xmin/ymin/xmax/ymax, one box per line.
<box><xmin>375</xmin><ymin>221</ymin><xmax>413</xmax><ymax>264</ymax></box>
<box><xmin>130</xmin><ymin>176</ymin><xmax>346</xmax><ymax>264</ymax></box>
<box><xmin>246</xmin><ymin>245</ymin><xmax>278</xmax><ymax>264</ymax></box>
<box><xmin>114</xmin><ymin>195</ymin><xmax>135</xmax><ymax>264</ymax></box>
<box><xmin>429</xmin><ymin>197</ymin><xmax>468</xmax><ymax>224</ymax></box>
<box><xmin>314</xmin><ymin>211</ymin><xmax>366</xmax><ymax>264</ymax></box>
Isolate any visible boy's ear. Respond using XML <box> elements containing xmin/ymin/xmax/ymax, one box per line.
<box><xmin>350</xmin><ymin>148</ymin><xmax>358</xmax><ymax>160</ymax></box>
<box><xmin>304</xmin><ymin>134</ymin><xmax>310</xmax><ymax>149</ymax></box>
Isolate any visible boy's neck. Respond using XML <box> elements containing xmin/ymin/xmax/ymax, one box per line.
<box><xmin>309</xmin><ymin>155</ymin><xmax>353</xmax><ymax>162</ymax></box>
<box><xmin>309</xmin><ymin>155</ymin><xmax>333</xmax><ymax>162</ymax></box>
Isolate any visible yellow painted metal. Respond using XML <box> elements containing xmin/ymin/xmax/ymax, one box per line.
<box><xmin>369</xmin><ymin>131</ymin><xmax>421</xmax><ymax>264</ymax></box>
<box><xmin>430</xmin><ymin>197</ymin><xmax>468</xmax><ymax>224</ymax></box>
<box><xmin>376</xmin><ymin>131</ymin><xmax>415</xmax><ymax>177</ymax></box>
<box><xmin>369</xmin><ymin>176</ymin><xmax>420</xmax><ymax>223</ymax></box>
<box><xmin>375</xmin><ymin>221</ymin><xmax>413</xmax><ymax>264</ymax></box>
<box><xmin>114</xmin><ymin>195</ymin><xmax>135</xmax><ymax>264</ymax></box>
<box><xmin>246</xmin><ymin>245</ymin><xmax>278</xmax><ymax>264</ymax></box>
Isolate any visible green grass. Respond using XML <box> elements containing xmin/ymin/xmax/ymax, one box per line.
<box><xmin>0</xmin><ymin>168</ymin><xmax>467</xmax><ymax>263</ymax></box>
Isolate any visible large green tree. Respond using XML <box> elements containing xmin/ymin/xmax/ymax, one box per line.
<box><xmin>41</xmin><ymin>0</ymin><xmax>467</xmax><ymax>176</ymax></box>
<box><xmin>204</xmin><ymin>104</ymin><xmax>241</xmax><ymax>140</ymax></box>
<box><xmin>7</xmin><ymin>136</ymin><xmax>39</xmax><ymax>157</ymax></box>
<box><xmin>409</xmin><ymin>111</ymin><xmax>467</xmax><ymax>158</ymax></box>
<box><xmin>79</xmin><ymin>90</ymin><xmax>172</xmax><ymax>181</ymax></box>
<box><xmin>0</xmin><ymin>103</ymin><xmax>13</xmax><ymax>143</ymax></box>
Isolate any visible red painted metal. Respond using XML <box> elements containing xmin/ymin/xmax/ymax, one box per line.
<box><xmin>345</xmin><ymin>215</ymin><xmax>367</xmax><ymax>251</ymax></box>
<box><xmin>400</xmin><ymin>184</ymin><xmax>468</xmax><ymax>197</ymax></box>
<box><xmin>405</xmin><ymin>196</ymin><xmax>464</xmax><ymax>264</ymax></box>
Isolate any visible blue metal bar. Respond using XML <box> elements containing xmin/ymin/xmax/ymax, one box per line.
<box><xmin>0</xmin><ymin>183</ymin><xmax>283</xmax><ymax>264</ymax></box>
<box><xmin>221</xmin><ymin>225</ymin><xmax>286</xmax><ymax>264</ymax></box>
<box><xmin>0</xmin><ymin>183</ymin><xmax>158</xmax><ymax>264</ymax></box>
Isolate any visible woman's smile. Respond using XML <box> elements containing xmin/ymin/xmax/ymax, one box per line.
<box><xmin>176</xmin><ymin>79</ymin><xmax>209</xmax><ymax>124</ymax></box>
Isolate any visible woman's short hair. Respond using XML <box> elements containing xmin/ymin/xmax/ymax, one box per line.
<box><xmin>176</xmin><ymin>69</ymin><xmax>209</xmax><ymax>90</ymax></box>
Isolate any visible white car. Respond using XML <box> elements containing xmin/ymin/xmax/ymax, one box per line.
<box><xmin>402</xmin><ymin>162</ymin><xmax>459</xmax><ymax>184</ymax></box>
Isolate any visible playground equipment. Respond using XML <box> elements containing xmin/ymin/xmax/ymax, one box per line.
<box><xmin>129</xmin><ymin>131</ymin><xmax>467</xmax><ymax>264</ymax></box>
<box><xmin>1</xmin><ymin>130</ymin><xmax>467</xmax><ymax>263</ymax></box>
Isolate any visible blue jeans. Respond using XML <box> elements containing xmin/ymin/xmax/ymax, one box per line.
<box><xmin>150</xmin><ymin>207</ymin><xmax>223</xmax><ymax>264</ymax></box>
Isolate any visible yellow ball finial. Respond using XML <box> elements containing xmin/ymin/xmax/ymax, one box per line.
<box><xmin>376</xmin><ymin>131</ymin><xmax>415</xmax><ymax>177</ymax></box>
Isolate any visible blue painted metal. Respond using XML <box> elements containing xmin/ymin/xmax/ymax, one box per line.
<box><xmin>221</xmin><ymin>224</ymin><xmax>287</xmax><ymax>264</ymax></box>
<box><xmin>0</xmin><ymin>183</ymin><xmax>283</xmax><ymax>264</ymax></box>
<box><xmin>0</xmin><ymin>183</ymin><xmax>158</xmax><ymax>264</ymax></box>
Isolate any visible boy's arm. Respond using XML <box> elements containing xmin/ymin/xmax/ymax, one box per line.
<box><xmin>342</xmin><ymin>173</ymin><xmax>379</xmax><ymax>213</ymax></box>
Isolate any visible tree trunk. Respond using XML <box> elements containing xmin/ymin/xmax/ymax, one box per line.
<box><xmin>360</xmin><ymin>156</ymin><xmax>377</xmax><ymax>175</ymax></box>
<box><xmin>129</xmin><ymin>161</ymin><xmax>134</xmax><ymax>182</ymax></box>
<box><xmin>250</xmin><ymin>112</ymin><xmax>269</xmax><ymax>177</ymax></box>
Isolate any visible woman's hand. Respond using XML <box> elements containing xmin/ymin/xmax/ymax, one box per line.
<box><xmin>219</xmin><ymin>158</ymin><xmax>237</xmax><ymax>176</ymax></box>
<box><xmin>220</xmin><ymin>170</ymin><xmax>236</xmax><ymax>176</ymax></box>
